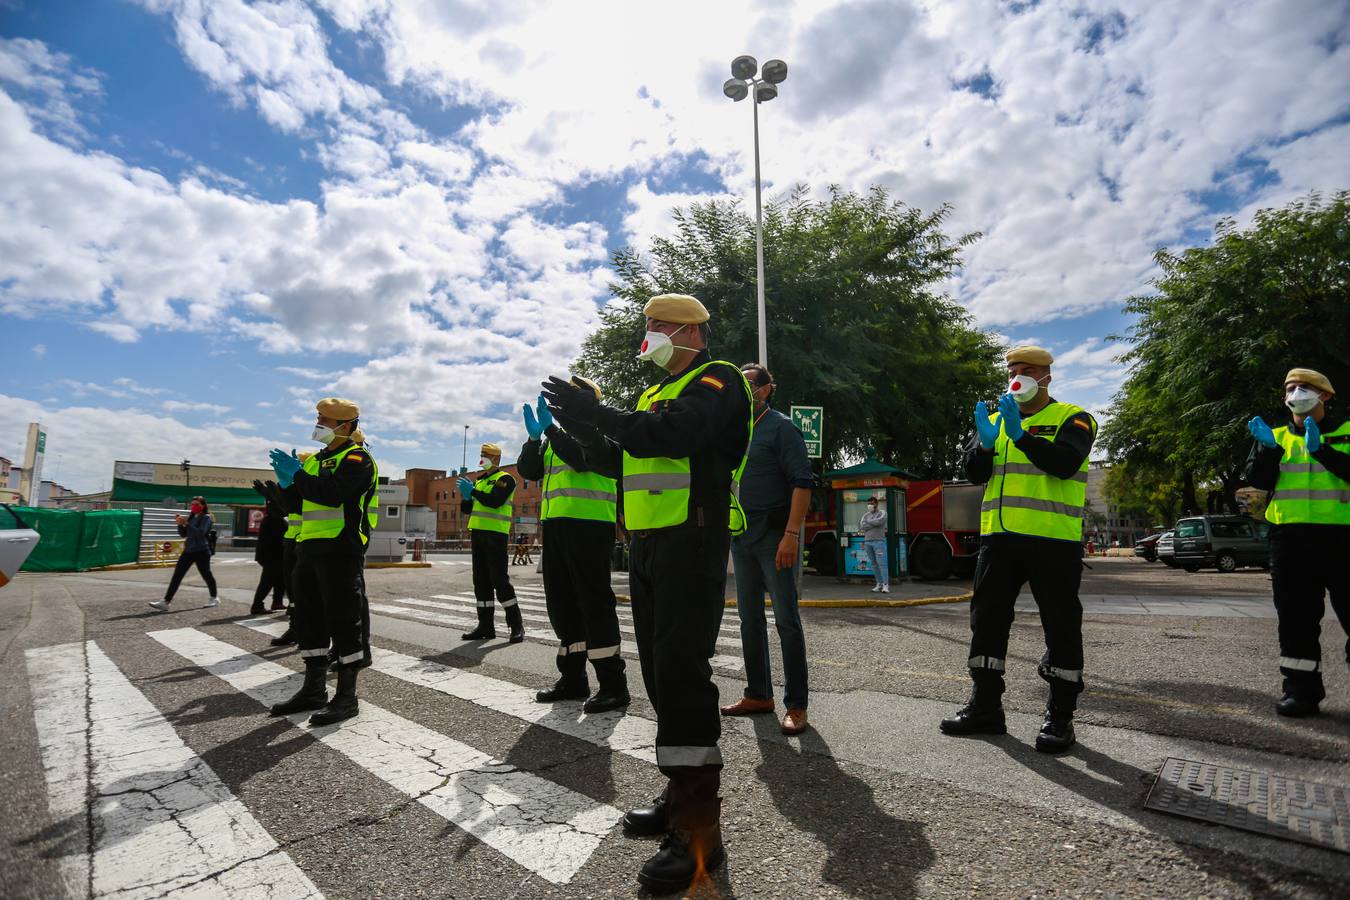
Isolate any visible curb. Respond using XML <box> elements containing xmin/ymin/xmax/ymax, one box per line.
<box><xmin>614</xmin><ymin>593</ymin><xmax>972</xmax><ymax>608</ymax></box>
<box><xmin>367</xmin><ymin>562</ymin><xmax>433</xmax><ymax>569</ymax></box>
<box><xmin>97</xmin><ymin>562</ymin><xmax>177</xmax><ymax>571</ymax></box>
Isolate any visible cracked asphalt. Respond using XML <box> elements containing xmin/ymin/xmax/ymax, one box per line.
<box><xmin>1</xmin><ymin>554</ymin><xmax>1347</xmax><ymax>898</ymax></box>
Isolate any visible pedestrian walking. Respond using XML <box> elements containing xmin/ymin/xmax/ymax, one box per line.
<box><xmin>458</xmin><ymin>443</ymin><xmax>524</xmax><ymax>643</ymax></box>
<box><xmin>542</xmin><ymin>292</ymin><xmax>752</xmax><ymax>894</ymax></box>
<box><xmin>249</xmin><ymin>496</ymin><xmax>288</xmax><ymax>614</ymax></box>
<box><xmin>1245</xmin><ymin>367</ymin><xmax>1350</xmax><ymax>718</ymax></box>
<box><xmin>266</xmin><ymin>397</ymin><xmax>379</xmax><ymax>727</ymax></box>
<box><xmin>858</xmin><ymin>496</ymin><xmax>890</xmax><ymax>592</ymax></box>
<box><xmin>721</xmin><ymin>363</ymin><xmax>814</xmax><ymax>735</ymax></box>
<box><xmin>940</xmin><ymin>346</ymin><xmax>1097</xmax><ymax>753</ymax></box>
<box><xmin>511</xmin><ymin>532</ymin><xmax>533</xmax><ymax>566</ymax></box>
<box><xmin>516</xmin><ymin>387</ymin><xmax>629</xmax><ymax>714</ymax></box>
<box><xmin>148</xmin><ymin>496</ymin><xmax>218</xmax><ymax>611</ymax></box>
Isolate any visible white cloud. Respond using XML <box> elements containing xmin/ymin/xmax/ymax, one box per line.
<box><xmin>162</xmin><ymin>399</ymin><xmax>232</xmax><ymax>414</ymax></box>
<box><xmin>32</xmin><ymin>343</ymin><xmax>45</xmax><ymax>358</ymax></box>
<box><xmin>0</xmin><ymin>36</ymin><xmax>102</xmax><ymax>143</ymax></box>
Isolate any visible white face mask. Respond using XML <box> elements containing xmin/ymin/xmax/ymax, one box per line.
<box><xmin>1007</xmin><ymin>373</ymin><xmax>1047</xmax><ymax>403</ymax></box>
<box><xmin>311</xmin><ymin>424</ymin><xmax>337</xmax><ymax>444</ymax></box>
<box><xmin>479</xmin><ymin>457</ymin><xmax>491</xmax><ymax>469</ymax></box>
<box><xmin>1286</xmin><ymin>387</ymin><xmax>1320</xmax><ymax>415</ymax></box>
<box><xmin>637</xmin><ymin>325</ymin><xmax>690</xmax><ymax>367</ymax></box>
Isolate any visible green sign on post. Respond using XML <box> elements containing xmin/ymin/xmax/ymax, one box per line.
<box><xmin>36</xmin><ymin>431</ymin><xmax>47</xmax><ymax>453</ymax></box>
<box><xmin>790</xmin><ymin>406</ymin><xmax>824</xmax><ymax>458</ymax></box>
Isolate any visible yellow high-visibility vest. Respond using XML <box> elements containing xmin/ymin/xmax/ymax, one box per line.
<box><xmin>541</xmin><ymin>443</ymin><xmax>617</xmax><ymax>523</ymax></box>
<box><xmin>1266</xmin><ymin>421</ymin><xmax>1350</xmax><ymax>524</ymax></box>
<box><xmin>297</xmin><ymin>444</ymin><xmax>379</xmax><ymax>545</ymax></box>
<box><xmin>469</xmin><ymin>469</ymin><xmax>514</xmax><ymax>533</ymax></box>
<box><xmin>979</xmin><ymin>402</ymin><xmax>1093</xmax><ymax>541</ymax></box>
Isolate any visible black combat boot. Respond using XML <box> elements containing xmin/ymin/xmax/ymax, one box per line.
<box><xmin>309</xmin><ymin>668</ymin><xmax>359</xmax><ymax>726</ymax></box>
<box><xmin>637</xmin><ymin>799</ymin><xmax>724</xmax><ymax>894</ymax></box>
<box><xmin>1276</xmin><ymin>673</ymin><xmax>1324</xmax><ymax>717</ymax></box>
<box><xmin>505</xmin><ymin>603</ymin><xmax>525</xmax><ymax>644</ymax></box>
<box><xmin>623</xmin><ymin>784</ymin><xmax>671</xmax><ymax>837</ymax></box>
<box><xmin>1035</xmin><ymin>705</ymin><xmax>1076</xmax><ymax>753</ymax></box>
<box><xmin>583</xmin><ymin>679</ymin><xmax>631</xmax><ymax>714</ymax></box>
<box><xmin>939</xmin><ymin>680</ymin><xmax>1006</xmax><ymax>735</ymax></box>
<box><xmin>535</xmin><ymin>678</ymin><xmax>589</xmax><ymax>703</ymax></box>
<box><xmin>270</xmin><ymin>661</ymin><xmax>328</xmax><ymax>716</ymax></box>
<box><xmin>270</xmin><ymin>628</ymin><xmax>298</xmax><ymax>647</ymax></box>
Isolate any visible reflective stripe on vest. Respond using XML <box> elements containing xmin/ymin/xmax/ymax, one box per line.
<box><xmin>979</xmin><ymin>401</ymin><xmax>1093</xmax><ymax>541</ymax></box>
<box><xmin>469</xmin><ymin>469</ymin><xmax>515</xmax><ymax>533</ymax></box>
<box><xmin>621</xmin><ymin>361</ymin><xmax>753</xmax><ymax>534</ymax></box>
<box><xmin>284</xmin><ymin>512</ymin><xmax>301</xmax><ymax>540</ymax></box>
<box><xmin>297</xmin><ymin>444</ymin><xmax>379</xmax><ymax>545</ymax></box>
<box><xmin>540</xmin><ymin>443</ymin><xmax>617</xmax><ymax>523</ymax></box>
<box><xmin>1266</xmin><ymin>421</ymin><xmax>1350</xmax><ymax>525</ymax></box>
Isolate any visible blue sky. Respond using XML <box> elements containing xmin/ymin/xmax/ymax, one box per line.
<box><xmin>2</xmin><ymin>0</ymin><xmax>1347</xmax><ymax>493</ymax></box>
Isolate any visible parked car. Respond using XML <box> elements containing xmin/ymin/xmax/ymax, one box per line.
<box><xmin>1172</xmin><ymin>515</ymin><xmax>1270</xmax><ymax>572</ymax></box>
<box><xmin>1134</xmin><ymin>533</ymin><xmax>1162</xmax><ymax>562</ymax></box>
<box><xmin>1157</xmin><ymin>531</ymin><xmax>1176</xmax><ymax>567</ymax></box>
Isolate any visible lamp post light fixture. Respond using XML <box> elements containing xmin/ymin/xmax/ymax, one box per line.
<box><xmin>180</xmin><ymin>459</ymin><xmax>191</xmax><ymax>494</ymax></box>
<box><xmin>723</xmin><ymin>54</ymin><xmax>787</xmax><ymax>369</ymax></box>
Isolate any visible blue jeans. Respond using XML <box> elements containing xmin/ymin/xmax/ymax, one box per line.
<box><xmin>864</xmin><ymin>539</ymin><xmax>889</xmax><ymax>586</ymax></box>
<box><xmin>731</xmin><ymin>523</ymin><xmax>809</xmax><ymax>709</ymax></box>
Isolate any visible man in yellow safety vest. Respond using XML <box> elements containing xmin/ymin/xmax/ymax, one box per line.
<box><xmin>516</xmin><ymin>382</ymin><xmax>629</xmax><ymax>712</ymax></box>
<box><xmin>1246</xmin><ymin>367</ymin><xmax>1350</xmax><ymax>717</ymax></box>
<box><xmin>940</xmin><ymin>346</ymin><xmax>1097</xmax><ymax>753</ymax></box>
<box><xmin>458</xmin><ymin>443</ymin><xmax>524</xmax><ymax>643</ymax></box>
<box><xmin>542</xmin><ymin>293</ymin><xmax>752</xmax><ymax>895</ymax></box>
<box><xmin>266</xmin><ymin>398</ymin><xmax>378</xmax><ymax>726</ymax></box>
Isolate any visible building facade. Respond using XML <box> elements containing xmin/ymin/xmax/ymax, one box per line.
<box><xmin>1084</xmin><ymin>461</ymin><xmax>1153</xmax><ymax>548</ymax></box>
<box><xmin>426</xmin><ymin>465</ymin><xmax>543</xmax><ymax>541</ymax></box>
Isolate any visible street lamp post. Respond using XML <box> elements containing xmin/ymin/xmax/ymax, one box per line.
<box><xmin>180</xmin><ymin>459</ymin><xmax>191</xmax><ymax>495</ymax></box>
<box><xmin>724</xmin><ymin>55</ymin><xmax>787</xmax><ymax>369</ymax></box>
<box><xmin>461</xmin><ymin>425</ymin><xmax>469</xmax><ymax>475</ymax></box>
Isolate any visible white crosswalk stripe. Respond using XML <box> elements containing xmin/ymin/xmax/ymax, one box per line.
<box><xmin>236</xmin><ymin>617</ymin><xmax>660</xmax><ymax>764</ymax></box>
<box><xmin>25</xmin><ymin>641</ymin><xmax>322</xmax><ymax>899</ymax></box>
<box><xmin>148</xmin><ymin>628</ymin><xmax>621</xmax><ymax>885</ymax></box>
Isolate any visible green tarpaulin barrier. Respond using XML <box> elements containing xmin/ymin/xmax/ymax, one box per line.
<box><xmin>15</xmin><ymin>507</ymin><xmax>142</xmax><ymax>572</ymax></box>
<box><xmin>111</xmin><ymin>478</ymin><xmax>261</xmax><ymax>505</ymax></box>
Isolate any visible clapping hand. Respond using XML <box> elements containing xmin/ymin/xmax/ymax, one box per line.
<box><xmin>997</xmin><ymin>393</ymin><xmax>1025</xmax><ymax>441</ymax></box>
<box><xmin>523</xmin><ymin>392</ymin><xmax>554</xmax><ymax>439</ymax></box>
<box><xmin>1247</xmin><ymin>416</ymin><xmax>1277</xmax><ymax>448</ymax></box>
<box><xmin>269</xmin><ymin>448</ymin><xmax>301</xmax><ymax>488</ymax></box>
<box><xmin>974</xmin><ymin>401</ymin><xmax>1002</xmax><ymax>449</ymax></box>
<box><xmin>457</xmin><ymin>477</ymin><xmax>473</xmax><ymax>500</ymax></box>
<box><xmin>540</xmin><ymin>376</ymin><xmax>599</xmax><ymax>428</ymax></box>
<box><xmin>1304</xmin><ymin>415</ymin><xmax>1321</xmax><ymax>453</ymax></box>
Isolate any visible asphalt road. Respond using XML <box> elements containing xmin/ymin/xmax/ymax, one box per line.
<box><xmin>1</xmin><ymin>554</ymin><xmax>1346</xmax><ymax>898</ymax></box>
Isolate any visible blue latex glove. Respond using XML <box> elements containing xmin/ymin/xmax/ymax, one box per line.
<box><xmin>997</xmin><ymin>393</ymin><xmax>1025</xmax><ymax>441</ymax></box>
<box><xmin>457</xmin><ymin>477</ymin><xmax>473</xmax><ymax>500</ymax></box>
<box><xmin>523</xmin><ymin>392</ymin><xmax>554</xmax><ymax>440</ymax></box>
<box><xmin>1247</xmin><ymin>416</ymin><xmax>1277</xmax><ymax>448</ymax></box>
<box><xmin>974</xmin><ymin>401</ymin><xmax>1002</xmax><ymax>449</ymax></box>
<box><xmin>269</xmin><ymin>448</ymin><xmax>301</xmax><ymax>488</ymax></box>
<box><xmin>535</xmin><ymin>393</ymin><xmax>553</xmax><ymax>434</ymax></box>
<box><xmin>1304</xmin><ymin>414</ymin><xmax>1321</xmax><ymax>453</ymax></box>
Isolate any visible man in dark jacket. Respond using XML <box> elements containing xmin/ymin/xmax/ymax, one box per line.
<box><xmin>249</xmin><ymin>498</ymin><xmax>288</xmax><ymax>614</ymax></box>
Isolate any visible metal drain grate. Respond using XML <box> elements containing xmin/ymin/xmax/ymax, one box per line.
<box><xmin>1144</xmin><ymin>757</ymin><xmax>1348</xmax><ymax>854</ymax></box>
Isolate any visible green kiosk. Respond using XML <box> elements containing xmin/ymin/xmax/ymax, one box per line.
<box><xmin>822</xmin><ymin>456</ymin><xmax>914</xmax><ymax>581</ymax></box>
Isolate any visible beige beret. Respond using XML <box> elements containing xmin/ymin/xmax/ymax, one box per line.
<box><xmin>480</xmin><ymin>443</ymin><xmax>502</xmax><ymax>457</ymax></box>
<box><xmin>1005</xmin><ymin>345</ymin><xmax>1054</xmax><ymax>367</ymax></box>
<box><xmin>1285</xmin><ymin>368</ymin><xmax>1334</xmax><ymax>395</ymax></box>
<box><xmin>643</xmin><ymin>293</ymin><xmax>710</xmax><ymax>325</ymax></box>
<box><xmin>316</xmin><ymin>397</ymin><xmax>360</xmax><ymax>420</ymax></box>
<box><xmin>297</xmin><ymin>451</ymin><xmax>314</xmax><ymax>462</ymax></box>
<box><xmin>571</xmin><ymin>375</ymin><xmax>602</xmax><ymax>400</ymax></box>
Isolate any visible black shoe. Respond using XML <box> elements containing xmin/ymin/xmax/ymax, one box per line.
<box><xmin>637</xmin><ymin>827</ymin><xmax>725</xmax><ymax>894</ymax></box>
<box><xmin>535</xmin><ymin>680</ymin><xmax>589</xmax><ymax>703</ymax></box>
<box><xmin>270</xmin><ymin>629</ymin><xmax>298</xmax><ymax>647</ymax></box>
<box><xmin>939</xmin><ymin>704</ymin><xmax>1006</xmax><ymax>735</ymax></box>
<box><xmin>1276</xmin><ymin>694</ymin><xmax>1321</xmax><ymax>718</ymax></box>
<box><xmin>1035</xmin><ymin>712</ymin><xmax>1076</xmax><ymax>753</ymax></box>
<box><xmin>271</xmin><ymin>602</ymin><xmax>286</xmax><ymax>612</ymax></box>
<box><xmin>583</xmin><ymin>688</ymin><xmax>631</xmax><ymax>714</ymax></box>
<box><xmin>623</xmin><ymin>791</ymin><xmax>671</xmax><ymax>837</ymax></box>
<box><xmin>270</xmin><ymin>664</ymin><xmax>328</xmax><ymax>716</ymax></box>
<box><xmin>249</xmin><ymin>605</ymin><xmax>266</xmax><ymax>615</ymax></box>
<box><xmin>461</xmin><ymin>626</ymin><xmax>496</xmax><ymax>640</ymax></box>
<box><xmin>309</xmin><ymin>669</ymin><xmax>359</xmax><ymax>726</ymax></box>
<box><xmin>509</xmin><ymin>629</ymin><xmax>525</xmax><ymax>644</ymax></box>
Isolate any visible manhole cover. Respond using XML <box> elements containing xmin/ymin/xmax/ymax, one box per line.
<box><xmin>1145</xmin><ymin>757</ymin><xmax>1348</xmax><ymax>854</ymax></box>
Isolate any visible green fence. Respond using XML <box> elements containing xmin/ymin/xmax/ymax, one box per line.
<box><xmin>12</xmin><ymin>507</ymin><xmax>143</xmax><ymax>572</ymax></box>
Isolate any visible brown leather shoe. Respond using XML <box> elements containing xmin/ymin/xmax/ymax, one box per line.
<box><xmin>782</xmin><ymin>708</ymin><xmax>808</xmax><ymax>735</ymax></box>
<box><xmin>720</xmin><ymin>697</ymin><xmax>774</xmax><ymax>716</ymax></box>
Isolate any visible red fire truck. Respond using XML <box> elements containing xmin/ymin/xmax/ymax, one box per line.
<box><xmin>803</xmin><ymin>479</ymin><xmax>982</xmax><ymax>580</ymax></box>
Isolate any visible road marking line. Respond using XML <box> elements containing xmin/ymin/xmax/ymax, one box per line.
<box><xmin>148</xmin><ymin>628</ymin><xmax>620</xmax><ymax>884</ymax></box>
<box><xmin>25</xmin><ymin>641</ymin><xmax>322</xmax><ymax>899</ymax></box>
<box><xmin>427</xmin><ymin>594</ymin><xmax>759</xmax><ymax>643</ymax></box>
<box><xmin>235</xmin><ymin>618</ymin><xmax>660</xmax><ymax>764</ymax></box>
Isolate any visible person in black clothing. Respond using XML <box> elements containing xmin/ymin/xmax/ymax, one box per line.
<box><xmin>516</xmin><ymin>386</ymin><xmax>629</xmax><ymax>714</ymax></box>
<box><xmin>940</xmin><ymin>345</ymin><xmax>1097</xmax><ymax>754</ymax></box>
<box><xmin>149</xmin><ymin>496</ymin><xmax>218</xmax><ymax>611</ymax></box>
<box><xmin>1244</xmin><ymin>367</ymin><xmax>1350</xmax><ymax>717</ymax></box>
<box><xmin>458</xmin><ymin>443</ymin><xmax>524</xmax><ymax>643</ymax></box>
<box><xmin>542</xmin><ymin>293</ymin><xmax>750</xmax><ymax>895</ymax></box>
<box><xmin>267</xmin><ymin>397</ymin><xmax>378</xmax><ymax>727</ymax></box>
<box><xmin>249</xmin><ymin>497</ymin><xmax>288</xmax><ymax>614</ymax></box>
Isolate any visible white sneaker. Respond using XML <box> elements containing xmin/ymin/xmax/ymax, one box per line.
<box><xmin>880</xmin><ymin>585</ymin><xmax>890</xmax><ymax>593</ymax></box>
<box><xmin>205</xmin><ymin>596</ymin><xmax>220</xmax><ymax>608</ymax></box>
<box><xmin>148</xmin><ymin>600</ymin><xmax>169</xmax><ymax>612</ymax></box>
<box><xmin>871</xmin><ymin>584</ymin><xmax>882</xmax><ymax>593</ymax></box>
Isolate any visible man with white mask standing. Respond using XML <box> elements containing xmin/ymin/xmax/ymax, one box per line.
<box><xmin>458</xmin><ymin>443</ymin><xmax>524</xmax><ymax>643</ymax></box>
<box><xmin>940</xmin><ymin>346</ymin><xmax>1097</xmax><ymax>753</ymax></box>
<box><xmin>541</xmin><ymin>294</ymin><xmax>752</xmax><ymax>895</ymax></box>
<box><xmin>1246</xmin><ymin>367</ymin><xmax>1350</xmax><ymax>717</ymax></box>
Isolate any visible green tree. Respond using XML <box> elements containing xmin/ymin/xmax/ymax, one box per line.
<box><xmin>1101</xmin><ymin>460</ymin><xmax>1181</xmax><ymax>527</ymax></box>
<box><xmin>576</xmin><ymin>186</ymin><xmax>1004</xmax><ymax>476</ymax></box>
<box><xmin>1102</xmin><ymin>190</ymin><xmax>1350</xmax><ymax>512</ymax></box>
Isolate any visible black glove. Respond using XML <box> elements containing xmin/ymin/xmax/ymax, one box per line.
<box><xmin>252</xmin><ymin>479</ymin><xmax>283</xmax><ymax>507</ymax></box>
<box><xmin>541</xmin><ymin>375</ymin><xmax>600</xmax><ymax>428</ymax></box>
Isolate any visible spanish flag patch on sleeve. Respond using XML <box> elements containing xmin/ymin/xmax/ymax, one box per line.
<box><xmin>698</xmin><ymin>375</ymin><xmax>726</xmax><ymax>390</ymax></box>
<box><xmin>344</xmin><ymin>452</ymin><xmax>366</xmax><ymax>464</ymax></box>
<box><xmin>1072</xmin><ymin>417</ymin><xmax>1093</xmax><ymax>431</ymax></box>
